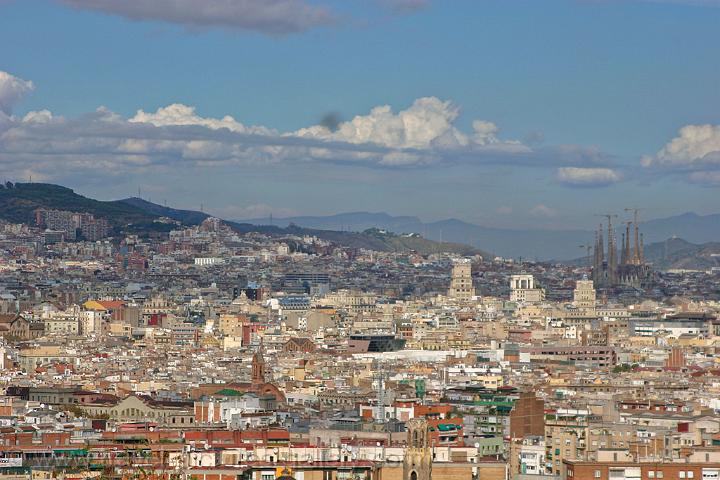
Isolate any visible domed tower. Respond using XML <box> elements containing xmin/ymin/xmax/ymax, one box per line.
<box><xmin>403</xmin><ymin>418</ymin><xmax>432</xmax><ymax>480</ymax></box>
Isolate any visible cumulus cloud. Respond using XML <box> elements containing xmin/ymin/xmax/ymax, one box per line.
<box><xmin>556</xmin><ymin>167</ymin><xmax>622</xmax><ymax>187</ymax></box>
<box><xmin>130</xmin><ymin>104</ymin><xmax>273</xmax><ymax>135</ymax></box>
<box><xmin>641</xmin><ymin>124</ymin><xmax>720</xmax><ymax>186</ymax></box>
<box><xmin>294</xmin><ymin>97</ymin><xmax>531</xmax><ymax>165</ymax></box>
<box><xmin>297</xmin><ymin>97</ymin><xmax>469</xmax><ymax>149</ymax></box>
<box><xmin>58</xmin><ymin>0</ymin><xmax>334</xmax><ymax>35</ymax></box>
<box><xmin>0</xmin><ymin>71</ymin><xmax>34</xmax><ymax>115</ymax></box>
<box><xmin>641</xmin><ymin>124</ymin><xmax>720</xmax><ymax>169</ymax></box>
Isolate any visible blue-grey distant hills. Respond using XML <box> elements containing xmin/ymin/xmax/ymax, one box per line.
<box><xmin>238</xmin><ymin>211</ymin><xmax>720</xmax><ymax>260</ymax></box>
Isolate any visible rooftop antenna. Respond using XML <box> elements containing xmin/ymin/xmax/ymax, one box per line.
<box><xmin>138</xmin><ymin>186</ymin><xmax>141</xmax><ymax>198</ymax></box>
<box><xmin>200</xmin><ymin>203</ymin><xmax>204</xmax><ymax>213</ymax></box>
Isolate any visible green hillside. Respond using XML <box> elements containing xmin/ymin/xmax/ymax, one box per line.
<box><xmin>0</xmin><ymin>182</ymin><xmax>156</xmax><ymax>228</ymax></box>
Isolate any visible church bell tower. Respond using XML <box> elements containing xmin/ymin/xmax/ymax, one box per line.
<box><xmin>403</xmin><ymin>418</ymin><xmax>432</xmax><ymax>480</ymax></box>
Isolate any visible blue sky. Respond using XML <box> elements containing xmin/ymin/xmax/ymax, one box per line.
<box><xmin>0</xmin><ymin>0</ymin><xmax>718</xmax><ymax>228</ymax></box>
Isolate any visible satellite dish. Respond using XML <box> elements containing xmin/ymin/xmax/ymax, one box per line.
<box><xmin>346</xmin><ymin>446</ymin><xmax>353</xmax><ymax>452</ymax></box>
<box><xmin>273</xmin><ymin>448</ymin><xmax>279</xmax><ymax>454</ymax></box>
<box><xmin>474</xmin><ymin>442</ymin><xmax>480</xmax><ymax>449</ymax></box>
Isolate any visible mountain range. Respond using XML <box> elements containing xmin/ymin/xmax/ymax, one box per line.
<box><xmin>1</xmin><ymin>182</ymin><xmax>717</xmax><ymax>263</ymax></box>
<box><xmin>240</xmin><ymin>211</ymin><xmax>720</xmax><ymax>260</ymax></box>
<box><xmin>0</xmin><ymin>183</ymin><xmax>483</xmax><ymax>256</ymax></box>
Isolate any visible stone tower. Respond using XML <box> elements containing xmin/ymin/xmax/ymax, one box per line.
<box><xmin>251</xmin><ymin>350</ymin><xmax>266</xmax><ymax>383</ymax></box>
<box><xmin>448</xmin><ymin>259</ymin><xmax>474</xmax><ymax>300</ymax></box>
<box><xmin>403</xmin><ymin>418</ymin><xmax>432</xmax><ymax>480</ymax></box>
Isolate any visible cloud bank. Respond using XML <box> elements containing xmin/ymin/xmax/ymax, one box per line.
<box><xmin>0</xmin><ymin>70</ymin><xmax>622</xmax><ymax>186</ymax></box>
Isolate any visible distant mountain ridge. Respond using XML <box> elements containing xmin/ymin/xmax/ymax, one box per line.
<box><xmin>642</xmin><ymin>237</ymin><xmax>720</xmax><ymax>271</ymax></box>
<box><xmin>240</xmin><ymin>211</ymin><xmax>720</xmax><ymax>260</ymax></box>
<box><xmin>115</xmin><ymin>199</ymin><xmax>484</xmax><ymax>256</ymax></box>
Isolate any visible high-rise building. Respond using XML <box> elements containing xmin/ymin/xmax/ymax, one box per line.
<box><xmin>448</xmin><ymin>259</ymin><xmax>474</xmax><ymax>299</ymax></box>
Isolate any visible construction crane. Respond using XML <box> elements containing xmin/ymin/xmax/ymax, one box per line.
<box><xmin>593</xmin><ymin>213</ymin><xmax>619</xmax><ymax>235</ymax></box>
<box><xmin>624</xmin><ymin>208</ymin><xmax>642</xmax><ymax>222</ymax></box>
<box><xmin>594</xmin><ymin>213</ymin><xmax>618</xmax><ymax>223</ymax></box>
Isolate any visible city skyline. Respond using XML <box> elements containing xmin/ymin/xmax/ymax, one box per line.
<box><xmin>0</xmin><ymin>0</ymin><xmax>718</xmax><ymax>229</ymax></box>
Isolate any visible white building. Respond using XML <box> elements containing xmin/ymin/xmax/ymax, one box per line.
<box><xmin>194</xmin><ymin>257</ymin><xmax>225</xmax><ymax>266</ymax></box>
<box><xmin>510</xmin><ymin>274</ymin><xmax>544</xmax><ymax>303</ymax></box>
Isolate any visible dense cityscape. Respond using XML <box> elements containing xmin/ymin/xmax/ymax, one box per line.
<box><xmin>0</xmin><ymin>197</ymin><xmax>716</xmax><ymax>480</ymax></box>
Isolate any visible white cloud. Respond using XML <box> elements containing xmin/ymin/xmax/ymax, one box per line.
<box><xmin>529</xmin><ymin>204</ymin><xmax>557</xmax><ymax>218</ymax></box>
<box><xmin>59</xmin><ymin>0</ymin><xmax>334</xmax><ymax>35</ymax></box>
<box><xmin>641</xmin><ymin>124</ymin><xmax>720</xmax><ymax>187</ymax></box>
<box><xmin>0</xmin><ymin>71</ymin><xmax>34</xmax><ymax>115</ymax></box>
<box><xmin>641</xmin><ymin>124</ymin><xmax>720</xmax><ymax>169</ymax></box>
<box><xmin>556</xmin><ymin>167</ymin><xmax>622</xmax><ymax>187</ymax></box>
<box><xmin>130</xmin><ymin>104</ymin><xmax>273</xmax><ymax>135</ymax></box>
<box><xmin>296</xmin><ymin>97</ymin><xmax>470</xmax><ymax>149</ymax></box>
<box><xmin>293</xmin><ymin>97</ymin><xmax>528</xmax><ymax>165</ymax></box>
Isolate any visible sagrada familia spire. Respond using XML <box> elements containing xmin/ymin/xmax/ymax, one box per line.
<box><xmin>592</xmin><ymin>214</ymin><xmax>650</xmax><ymax>288</ymax></box>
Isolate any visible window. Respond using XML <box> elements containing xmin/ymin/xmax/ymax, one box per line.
<box><xmin>595</xmin><ymin>470</ymin><xmax>602</xmax><ymax>478</ymax></box>
<box><xmin>649</xmin><ymin>472</ymin><xmax>655</xmax><ymax>478</ymax></box>
<box><xmin>687</xmin><ymin>472</ymin><xmax>694</xmax><ymax>479</ymax></box>
<box><xmin>681</xmin><ymin>473</ymin><xmax>686</xmax><ymax>479</ymax></box>
<box><xmin>656</xmin><ymin>473</ymin><xmax>663</xmax><ymax>479</ymax></box>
